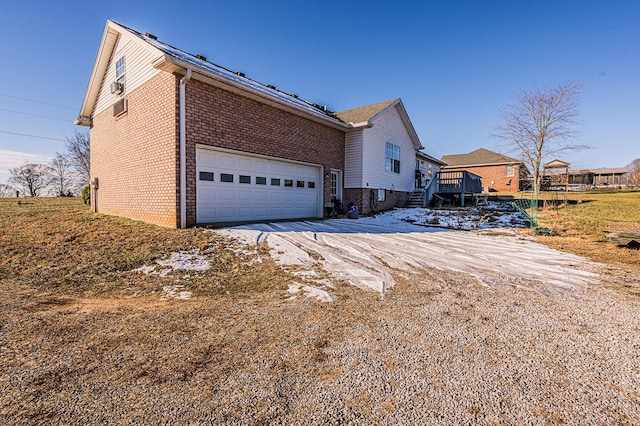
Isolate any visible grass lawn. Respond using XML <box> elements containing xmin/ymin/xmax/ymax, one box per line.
<box><xmin>509</xmin><ymin>190</ymin><xmax>640</xmax><ymax>270</ymax></box>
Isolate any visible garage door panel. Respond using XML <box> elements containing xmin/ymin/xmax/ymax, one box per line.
<box><xmin>196</xmin><ymin>148</ymin><xmax>322</xmax><ymax>223</ymax></box>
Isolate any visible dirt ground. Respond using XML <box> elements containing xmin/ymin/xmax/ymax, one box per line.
<box><xmin>1</xmin><ymin>198</ymin><xmax>639</xmax><ymax>424</ymax></box>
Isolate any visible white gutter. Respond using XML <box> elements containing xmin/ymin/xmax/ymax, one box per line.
<box><xmin>179</xmin><ymin>68</ymin><xmax>192</xmax><ymax>228</ymax></box>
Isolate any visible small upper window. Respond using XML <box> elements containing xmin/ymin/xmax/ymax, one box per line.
<box><xmin>284</xmin><ymin>179</ymin><xmax>293</xmax><ymax>187</ymax></box>
<box><xmin>239</xmin><ymin>175</ymin><xmax>251</xmax><ymax>184</ymax></box>
<box><xmin>220</xmin><ymin>173</ymin><xmax>233</xmax><ymax>183</ymax></box>
<box><xmin>256</xmin><ymin>177</ymin><xmax>267</xmax><ymax>185</ymax></box>
<box><xmin>116</xmin><ymin>57</ymin><xmax>126</xmax><ymax>84</ymax></box>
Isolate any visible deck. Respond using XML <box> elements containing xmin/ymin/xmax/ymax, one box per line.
<box><xmin>422</xmin><ymin>170</ymin><xmax>483</xmax><ymax>207</ymax></box>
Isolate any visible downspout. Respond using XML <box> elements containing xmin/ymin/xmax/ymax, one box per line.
<box><xmin>179</xmin><ymin>68</ymin><xmax>192</xmax><ymax>229</ymax></box>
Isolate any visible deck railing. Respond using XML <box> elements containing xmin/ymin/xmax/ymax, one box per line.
<box><xmin>423</xmin><ymin>170</ymin><xmax>482</xmax><ymax>207</ymax></box>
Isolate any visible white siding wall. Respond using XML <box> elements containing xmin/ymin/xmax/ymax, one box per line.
<box><xmin>361</xmin><ymin>106</ymin><xmax>416</xmax><ymax>192</ymax></box>
<box><xmin>344</xmin><ymin>131</ymin><xmax>364</xmax><ymax>188</ymax></box>
<box><xmin>417</xmin><ymin>157</ymin><xmax>442</xmax><ymax>187</ymax></box>
<box><xmin>94</xmin><ymin>32</ymin><xmax>163</xmax><ymax>116</ymax></box>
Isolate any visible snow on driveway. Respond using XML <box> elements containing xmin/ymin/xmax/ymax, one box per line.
<box><xmin>216</xmin><ymin>208</ymin><xmax>598</xmax><ymax>299</ymax></box>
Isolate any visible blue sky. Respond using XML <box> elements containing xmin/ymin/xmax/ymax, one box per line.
<box><xmin>1</xmin><ymin>0</ymin><xmax>638</xmax><ymax>184</ymax></box>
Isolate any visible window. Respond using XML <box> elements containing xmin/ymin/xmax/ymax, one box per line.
<box><xmin>220</xmin><ymin>173</ymin><xmax>233</xmax><ymax>183</ymax></box>
<box><xmin>307</xmin><ymin>181</ymin><xmax>315</xmax><ymax>189</ymax></box>
<box><xmin>284</xmin><ymin>179</ymin><xmax>293</xmax><ymax>187</ymax></box>
<box><xmin>271</xmin><ymin>178</ymin><xmax>281</xmax><ymax>186</ymax></box>
<box><xmin>256</xmin><ymin>177</ymin><xmax>267</xmax><ymax>185</ymax></box>
<box><xmin>116</xmin><ymin>56</ymin><xmax>125</xmax><ymax>86</ymax></box>
<box><xmin>385</xmin><ymin>142</ymin><xmax>400</xmax><ymax>173</ymax></box>
<box><xmin>296</xmin><ymin>180</ymin><xmax>305</xmax><ymax>188</ymax></box>
<box><xmin>506</xmin><ymin>165</ymin><xmax>515</xmax><ymax>177</ymax></box>
<box><xmin>239</xmin><ymin>175</ymin><xmax>251</xmax><ymax>184</ymax></box>
<box><xmin>378</xmin><ymin>189</ymin><xmax>386</xmax><ymax>202</ymax></box>
<box><xmin>199</xmin><ymin>171</ymin><xmax>214</xmax><ymax>181</ymax></box>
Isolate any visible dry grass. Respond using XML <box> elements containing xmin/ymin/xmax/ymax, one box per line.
<box><xmin>497</xmin><ymin>190</ymin><xmax>640</xmax><ymax>296</ymax></box>
<box><xmin>0</xmin><ymin>197</ymin><xmax>288</xmax><ymax>298</ymax></box>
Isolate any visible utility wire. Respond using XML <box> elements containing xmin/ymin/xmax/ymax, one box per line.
<box><xmin>0</xmin><ymin>130</ymin><xmax>67</xmax><ymax>142</ymax></box>
<box><xmin>0</xmin><ymin>93</ymin><xmax>76</xmax><ymax>110</ymax></box>
<box><xmin>0</xmin><ymin>108</ymin><xmax>70</xmax><ymax>122</ymax></box>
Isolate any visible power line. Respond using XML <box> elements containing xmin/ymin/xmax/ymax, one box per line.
<box><xmin>0</xmin><ymin>108</ymin><xmax>70</xmax><ymax>122</ymax></box>
<box><xmin>0</xmin><ymin>93</ymin><xmax>76</xmax><ymax>111</ymax></box>
<box><xmin>0</xmin><ymin>130</ymin><xmax>67</xmax><ymax>142</ymax></box>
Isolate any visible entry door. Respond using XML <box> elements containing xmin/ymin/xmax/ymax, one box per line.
<box><xmin>330</xmin><ymin>170</ymin><xmax>342</xmax><ymax>201</ymax></box>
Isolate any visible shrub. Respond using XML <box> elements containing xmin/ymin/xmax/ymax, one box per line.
<box><xmin>82</xmin><ymin>185</ymin><xmax>91</xmax><ymax>206</ymax></box>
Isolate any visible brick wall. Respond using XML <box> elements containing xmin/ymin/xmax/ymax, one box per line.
<box><xmin>90</xmin><ymin>72</ymin><xmax>179</xmax><ymax>227</ymax></box>
<box><xmin>343</xmin><ymin>187</ymin><xmax>409</xmax><ymax>215</ymax></box>
<box><xmin>444</xmin><ymin>164</ymin><xmax>520</xmax><ymax>193</ymax></box>
<box><xmin>184</xmin><ymin>79</ymin><xmax>345</xmax><ymax>226</ymax></box>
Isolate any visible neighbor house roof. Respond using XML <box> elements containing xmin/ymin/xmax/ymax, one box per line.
<box><xmin>335</xmin><ymin>98</ymin><xmax>424</xmax><ymax>150</ymax></box>
<box><xmin>588</xmin><ymin>167</ymin><xmax>629</xmax><ymax>175</ymax></box>
<box><xmin>543</xmin><ymin>159</ymin><xmax>570</xmax><ymax>169</ymax></box>
<box><xmin>545</xmin><ymin>167</ymin><xmax>629</xmax><ymax>176</ymax></box>
<box><xmin>441</xmin><ymin>148</ymin><xmax>521</xmax><ymax>167</ymax></box>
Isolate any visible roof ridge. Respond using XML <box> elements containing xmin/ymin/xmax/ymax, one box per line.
<box><xmin>117</xmin><ymin>21</ymin><xmax>341</xmax><ymax>119</ymax></box>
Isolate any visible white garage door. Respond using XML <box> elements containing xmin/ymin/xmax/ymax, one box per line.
<box><xmin>196</xmin><ymin>147</ymin><xmax>323</xmax><ymax>223</ymax></box>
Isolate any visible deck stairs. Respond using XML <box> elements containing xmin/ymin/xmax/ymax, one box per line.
<box><xmin>405</xmin><ymin>191</ymin><xmax>424</xmax><ymax>208</ymax></box>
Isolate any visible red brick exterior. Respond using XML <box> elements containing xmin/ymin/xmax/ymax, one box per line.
<box><xmin>444</xmin><ymin>164</ymin><xmax>521</xmax><ymax>193</ymax></box>
<box><xmin>183</xmin><ymin>79</ymin><xmax>345</xmax><ymax>226</ymax></box>
<box><xmin>90</xmin><ymin>72</ymin><xmax>179</xmax><ymax>227</ymax></box>
<box><xmin>343</xmin><ymin>188</ymin><xmax>409</xmax><ymax>215</ymax></box>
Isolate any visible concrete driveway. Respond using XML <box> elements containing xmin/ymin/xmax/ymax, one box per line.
<box><xmin>216</xmin><ymin>209</ymin><xmax>598</xmax><ymax>300</ymax></box>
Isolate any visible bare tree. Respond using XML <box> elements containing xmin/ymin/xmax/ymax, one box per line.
<box><xmin>0</xmin><ymin>184</ymin><xmax>16</xmax><ymax>198</ymax></box>
<box><xmin>628</xmin><ymin>158</ymin><xmax>640</xmax><ymax>186</ymax></box>
<box><xmin>9</xmin><ymin>162</ymin><xmax>52</xmax><ymax>197</ymax></box>
<box><xmin>66</xmin><ymin>131</ymin><xmax>90</xmax><ymax>184</ymax></box>
<box><xmin>494</xmin><ymin>83</ymin><xmax>586</xmax><ymax>196</ymax></box>
<box><xmin>49</xmin><ymin>153</ymin><xmax>76</xmax><ymax>196</ymax></box>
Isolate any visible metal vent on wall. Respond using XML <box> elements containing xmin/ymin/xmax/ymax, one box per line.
<box><xmin>113</xmin><ymin>98</ymin><xmax>127</xmax><ymax>117</ymax></box>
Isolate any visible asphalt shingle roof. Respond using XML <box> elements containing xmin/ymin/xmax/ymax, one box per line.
<box><xmin>441</xmin><ymin>148</ymin><xmax>521</xmax><ymax>167</ymax></box>
<box><xmin>335</xmin><ymin>99</ymin><xmax>398</xmax><ymax>124</ymax></box>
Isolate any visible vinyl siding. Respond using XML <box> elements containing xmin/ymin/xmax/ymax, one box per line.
<box><xmin>93</xmin><ymin>31</ymin><xmax>163</xmax><ymax>116</ymax></box>
<box><xmin>344</xmin><ymin>131</ymin><xmax>364</xmax><ymax>188</ymax></box>
<box><xmin>361</xmin><ymin>106</ymin><xmax>416</xmax><ymax>192</ymax></box>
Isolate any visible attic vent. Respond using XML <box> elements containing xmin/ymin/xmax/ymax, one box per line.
<box><xmin>235</xmin><ymin>71</ymin><xmax>245</xmax><ymax>77</ymax></box>
<box><xmin>291</xmin><ymin>93</ymin><xmax>298</xmax><ymax>99</ymax></box>
<box><xmin>195</xmin><ymin>54</ymin><xmax>207</xmax><ymax>61</ymax></box>
<box><xmin>145</xmin><ymin>32</ymin><xmax>157</xmax><ymax>40</ymax></box>
<box><xmin>267</xmin><ymin>84</ymin><xmax>276</xmax><ymax>90</ymax></box>
<box><xmin>113</xmin><ymin>98</ymin><xmax>128</xmax><ymax>117</ymax></box>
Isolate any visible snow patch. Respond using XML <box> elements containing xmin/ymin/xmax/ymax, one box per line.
<box><xmin>133</xmin><ymin>249</ymin><xmax>211</xmax><ymax>277</ymax></box>
<box><xmin>288</xmin><ymin>283</ymin><xmax>333</xmax><ymax>302</ymax></box>
<box><xmin>160</xmin><ymin>285</ymin><xmax>192</xmax><ymax>301</ymax></box>
<box><xmin>218</xmin><ymin>204</ymin><xmax>598</xmax><ymax>297</ymax></box>
<box><xmin>155</xmin><ymin>250</ymin><xmax>211</xmax><ymax>272</ymax></box>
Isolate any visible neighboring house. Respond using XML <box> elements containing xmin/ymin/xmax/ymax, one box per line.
<box><xmin>76</xmin><ymin>21</ymin><xmax>434</xmax><ymax>227</ymax></box>
<box><xmin>441</xmin><ymin>148</ymin><xmax>526</xmax><ymax>192</ymax></box>
<box><xmin>544</xmin><ymin>167</ymin><xmax>630</xmax><ymax>188</ymax></box>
